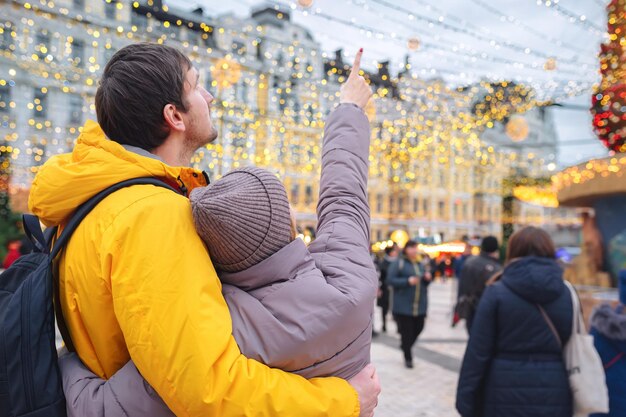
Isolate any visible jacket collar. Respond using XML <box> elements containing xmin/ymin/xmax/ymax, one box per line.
<box><xmin>29</xmin><ymin>120</ymin><xmax>209</xmax><ymax>226</ymax></box>
<box><xmin>121</xmin><ymin>144</ymin><xmax>163</xmax><ymax>162</ymax></box>
<box><xmin>219</xmin><ymin>238</ymin><xmax>314</xmax><ymax>291</ymax></box>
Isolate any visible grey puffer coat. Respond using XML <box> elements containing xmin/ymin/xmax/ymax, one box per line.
<box><xmin>59</xmin><ymin>103</ymin><xmax>377</xmax><ymax>417</ymax></box>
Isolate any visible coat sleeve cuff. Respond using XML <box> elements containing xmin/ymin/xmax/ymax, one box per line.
<box><xmin>350</xmin><ymin>383</ymin><xmax>360</xmax><ymax>417</ymax></box>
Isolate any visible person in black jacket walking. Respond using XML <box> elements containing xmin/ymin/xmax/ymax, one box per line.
<box><xmin>456</xmin><ymin>227</ymin><xmax>573</xmax><ymax>417</ymax></box>
<box><xmin>457</xmin><ymin>236</ymin><xmax>502</xmax><ymax>333</ymax></box>
<box><xmin>388</xmin><ymin>240</ymin><xmax>432</xmax><ymax>369</ymax></box>
<box><xmin>377</xmin><ymin>243</ymin><xmax>399</xmax><ymax>333</ymax></box>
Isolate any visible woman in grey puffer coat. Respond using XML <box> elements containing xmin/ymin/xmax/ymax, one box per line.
<box><xmin>59</xmin><ymin>99</ymin><xmax>378</xmax><ymax>415</ymax></box>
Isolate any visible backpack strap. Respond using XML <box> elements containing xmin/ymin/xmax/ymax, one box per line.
<box><xmin>49</xmin><ymin>177</ymin><xmax>179</xmax><ymax>352</ymax></box>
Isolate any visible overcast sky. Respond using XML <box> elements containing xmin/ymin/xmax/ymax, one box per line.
<box><xmin>170</xmin><ymin>0</ymin><xmax>611</xmax><ymax>167</ymax></box>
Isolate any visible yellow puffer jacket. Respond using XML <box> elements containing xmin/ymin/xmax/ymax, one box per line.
<box><xmin>29</xmin><ymin>120</ymin><xmax>359</xmax><ymax>417</ymax></box>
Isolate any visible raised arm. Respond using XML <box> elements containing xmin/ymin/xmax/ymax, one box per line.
<box><xmin>308</xmin><ymin>49</ymin><xmax>377</xmax><ymax>300</ymax></box>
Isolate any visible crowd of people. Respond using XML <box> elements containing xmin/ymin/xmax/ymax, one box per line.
<box><xmin>374</xmin><ymin>228</ymin><xmax>626</xmax><ymax>417</ymax></box>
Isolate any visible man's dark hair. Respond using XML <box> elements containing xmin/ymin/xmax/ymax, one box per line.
<box><xmin>95</xmin><ymin>43</ymin><xmax>192</xmax><ymax>151</ymax></box>
<box><xmin>481</xmin><ymin>236</ymin><xmax>499</xmax><ymax>254</ymax></box>
<box><xmin>384</xmin><ymin>243</ymin><xmax>399</xmax><ymax>256</ymax></box>
<box><xmin>402</xmin><ymin>240</ymin><xmax>418</xmax><ymax>256</ymax></box>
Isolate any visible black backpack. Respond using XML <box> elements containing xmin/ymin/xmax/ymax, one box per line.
<box><xmin>0</xmin><ymin>177</ymin><xmax>177</xmax><ymax>417</ymax></box>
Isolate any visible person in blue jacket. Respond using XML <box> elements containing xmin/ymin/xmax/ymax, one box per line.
<box><xmin>590</xmin><ymin>271</ymin><xmax>626</xmax><ymax>417</ymax></box>
<box><xmin>456</xmin><ymin>226</ymin><xmax>573</xmax><ymax>417</ymax></box>
<box><xmin>388</xmin><ymin>240</ymin><xmax>432</xmax><ymax>369</ymax></box>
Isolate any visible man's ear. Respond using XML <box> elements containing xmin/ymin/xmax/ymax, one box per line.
<box><xmin>163</xmin><ymin>103</ymin><xmax>186</xmax><ymax>133</ymax></box>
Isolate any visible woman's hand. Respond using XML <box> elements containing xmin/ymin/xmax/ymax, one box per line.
<box><xmin>340</xmin><ymin>48</ymin><xmax>373</xmax><ymax>109</ymax></box>
<box><xmin>408</xmin><ymin>276</ymin><xmax>419</xmax><ymax>286</ymax></box>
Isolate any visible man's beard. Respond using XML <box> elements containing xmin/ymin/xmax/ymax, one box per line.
<box><xmin>186</xmin><ymin>119</ymin><xmax>218</xmax><ymax>151</ymax></box>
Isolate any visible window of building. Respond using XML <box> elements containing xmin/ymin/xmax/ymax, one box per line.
<box><xmin>389</xmin><ymin>196</ymin><xmax>394</xmax><ymax>214</ymax></box>
<box><xmin>0</xmin><ymin>85</ymin><xmax>10</xmax><ymax>113</ymax></box>
<box><xmin>413</xmin><ymin>198</ymin><xmax>418</xmax><ymax>213</ymax></box>
<box><xmin>33</xmin><ymin>89</ymin><xmax>47</xmax><ymax>119</ymax></box>
<box><xmin>256</xmin><ymin>40</ymin><xmax>263</xmax><ymax>60</ymax></box>
<box><xmin>105</xmin><ymin>0</ymin><xmax>117</xmax><ymax>20</ymax></box>
<box><xmin>291</xmin><ymin>184</ymin><xmax>299</xmax><ymax>205</ymax></box>
<box><xmin>398</xmin><ymin>196</ymin><xmax>404</xmax><ymax>214</ymax></box>
<box><xmin>423</xmin><ymin>198</ymin><xmax>429</xmax><ymax>215</ymax></box>
<box><xmin>0</xmin><ymin>22</ymin><xmax>14</xmax><ymax>50</ymax></box>
<box><xmin>103</xmin><ymin>46</ymin><xmax>115</xmax><ymax>65</ymax></box>
<box><xmin>305</xmin><ymin>185</ymin><xmax>313</xmax><ymax>206</ymax></box>
<box><xmin>232</xmin><ymin>40</ymin><xmax>245</xmax><ymax>55</ymax></box>
<box><xmin>71</xmin><ymin>39</ymin><xmax>84</xmax><ymax>67</ymax></box>
<box><xmin>131</xmin><ymin>13</ymin><xmax>148</xmax><ymax>29</ymax></box>
<box><xmin>438</xmin><ymin>201</ymin><xmax>445</xmax><ymax>219</ymax></box>
<box><xmin>376</xmin><ymin>194</ymin><xmax>383</xmax><ymax>214</ymax></box>
<box><xmin>69</xmin><ymin>94</ymin><xmax>83</xmax><ymax>124</ymax></box>
<box><xmin>35</xmin><ymin>31</ymin><xmax>50</xmax><ymax>60</ymax></box>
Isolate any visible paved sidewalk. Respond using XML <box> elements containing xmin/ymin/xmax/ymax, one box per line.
<box><xmin>371</xmin><ymin>281</ymin><xmax>468</xmax><ymax>417</ymax></box>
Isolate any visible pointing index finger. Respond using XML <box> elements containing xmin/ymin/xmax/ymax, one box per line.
<box><xmin>350</xmin><ymin>48</ymin><xmax>363</xmax><ymax>78</ymax></box>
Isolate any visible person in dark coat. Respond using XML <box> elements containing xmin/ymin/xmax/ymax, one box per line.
<box><xmin>377</xmin><ymin>243</ymin><xmax>400</xmax><ymax>333</ymax></box>
<box><xmin>590</xmin><ymin>271</ymin><xmax>626</xmax><ymax>417</ymax></box>
<box><xmin>457</xmin><ymin>236</ymin><xmax>502</xmax><ymax>333</ymax></box>
<box><xmin>388</xmin><ymin>240</ymin><xmax>432</xmax><ymax>369</ymax></box>
<box><xmin>456</xmin><ymin>227</ymin><xmax>573</xmax><ymax>417</ymax></box>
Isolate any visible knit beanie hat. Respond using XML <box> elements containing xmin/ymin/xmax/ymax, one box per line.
<box><xmin>189</xmin><ymin>167</ymin><xmax>293</xmax><ymax>273</ymax></box>
<box><xmin>481</xmin><ymin>236</ymin><xmax>499</xmax><ymax>254</ymax></box>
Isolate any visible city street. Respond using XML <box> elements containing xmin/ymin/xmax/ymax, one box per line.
<box><xmin>372</xmin><ymin>281</ymin><xmax>467</xmax><ymax>417</ymax></box>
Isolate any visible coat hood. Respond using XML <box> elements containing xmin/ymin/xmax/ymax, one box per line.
<box><xmin>591</xmin><ymin>304</ymin><xmax>626</xmax><ymax>344</ymax></box>
<box><xmin>28</xmin><ymin>120</ymin><xmax>208</xmax><ymax>226</ymax></box>
<box><xmin>219</xmin><ymin>238</ymin><xmax>315</xmax><ymax>291</ymax></box>
<box><xmin>502</xmin><ymin>257</ymin><xmax>565</xmax><ymax>304</ymax></box>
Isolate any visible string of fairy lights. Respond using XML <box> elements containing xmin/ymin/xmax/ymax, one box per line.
<box><xmin>0</xmin><ymin>0</ymin><xmax>609</xmax><ymax>224</ymax></box>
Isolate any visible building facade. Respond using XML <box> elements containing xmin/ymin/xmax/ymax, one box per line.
<box><xmin>0</xmin><ymin>0</ymin><xmax>566</xmax><ymax>244</ymax></box>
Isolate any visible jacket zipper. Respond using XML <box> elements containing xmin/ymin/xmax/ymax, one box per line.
<box><xmin>412</xmin><ymin>262</ymin><xmax>420</xmax><ymax>316</ymax></box>
<box><xmin>21</xmin><ymin>278</ymin><xmax>35</xmax><ymax>409</ymax></box>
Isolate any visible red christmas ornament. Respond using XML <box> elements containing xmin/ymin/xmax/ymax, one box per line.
<box><xmin>591</xmin><ymin>84</ymin><xmax>626</xmax><ymax>152</ymax></box>
<box><xmin>591</xmin><ymin>0</ymin><xmax>626</xmax><ymax>152</ymax></box>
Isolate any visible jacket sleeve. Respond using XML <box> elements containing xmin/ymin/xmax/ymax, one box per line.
<box><xmin>103</xmin><ymin>193</ymin><xmax>360</xmax><ymax>417</ymax></box>
<box><xmin>456</xmin><ymin>285</ymin><xmax>498</xmax><ymax>417</ymax></box>
<box><xmin>387</xmin><ymin>261</ymin><xmax>411</xmax><ymax>288</ymax></box>
<box><xmin>59</xmin><ymin>353</ymin><xmax>173</xmax><ymax>417</ymax></box>
<box><xmin>307</xmin><ymin>104</ymin><xmax>378</xmax><ymax>300</ymax></box>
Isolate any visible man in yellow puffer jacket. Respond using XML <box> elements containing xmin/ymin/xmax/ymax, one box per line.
<box><xmin>28</xmin><ymin>43</ymin><xmax>380</xmax><ymax>417</ymax></box>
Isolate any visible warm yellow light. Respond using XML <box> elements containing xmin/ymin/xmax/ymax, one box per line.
<box><xmin>390</xmin><ymin>230</ymin><xmax>410</xmax><ymax>248</ymax></box>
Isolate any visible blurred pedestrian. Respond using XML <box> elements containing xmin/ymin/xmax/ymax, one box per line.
<box><xmin>589</xmin><ymin>271</ymin><xmax>626</xmax><ymax>417</ymax></box>
<box><xmin>456</xmin><ymin>236</ymin><xmax>501</xmax><ymax>333</ymax></box>
<box><xmin>437</xmin><ymin>256</ymin><xmax>447</xmax><ymax>281</ymax></box>
<box><xmin>455</xmin><ymin>240</ymin><xmax>472</xmax><ymax>279</ymax></box>
<box><xmin>3</xmin><ymin>238</ymin><xmax>22</xmax><ymax>269</ymax></box>
<box><xmin>378</xmin><ymin>243</ymin><xmax>400</xmax><ymax>333</ymax></box>
<box><xmin>456</xmin><ymin>227</ymin><xmax>573</xmax><ymax>417</ymax></box>
<box><xmin>388</xmin><ymin>240</ymin><xmax>432</xmax><ymax>369</ymax></box>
